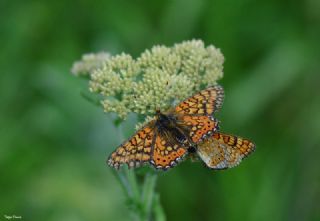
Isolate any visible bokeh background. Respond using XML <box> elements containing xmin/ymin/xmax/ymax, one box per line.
<box><xmin>1</xmin><ymin>0</ymin><xmax>319</xmax><ymax>220</ymax></box>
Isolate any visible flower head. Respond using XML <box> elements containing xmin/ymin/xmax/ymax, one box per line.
<box><xmin>71</xmin><ymin>52</ymin><xmax>111</xmax><ymax>76</ymax></box>
<box><xmin>72</xmin><ymin>40</ymin><xmax>224</xmax><ymax>119</ymax></box>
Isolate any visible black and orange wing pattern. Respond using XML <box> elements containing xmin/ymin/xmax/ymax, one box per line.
<box><xmin>107</xmin><ymin>124</ymin><xmax>156</xmax><ymax>169</ymax></box>
<box><xmin>173</xmin><ymin>85</ymin><xmax>224</xmax><ymax>144</ymax></box>
<box><xmin>177</xmin><ymin>115</ymin><xmax>220</xmax><ymax>143</ymax></box>
<box><xmin>197</xmin><ymin>132</ymin><xmax>256</xmax><ymax>169</ymax></box>
<box><xmin>108</xmin><ymin>123</ymin><xmax>187</xmax><ymax>171</ymax></box>
<box><xmin>175</xmin><ymin>85</ymin><xmax>224</xmax><ymax>115</ymax></box>
<box><xmin>150</xmin><ymin>131</ymin><xmax>187</xmax><ymax>170</ymax></box>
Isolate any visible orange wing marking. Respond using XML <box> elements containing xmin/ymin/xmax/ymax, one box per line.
<box><xmin>179</xmin><ymin>115</ymin><xmax>220</xmax><ymax>143</ymax></box>
<box><xmin>175</xmin><ymin>85</ymin><xmax>224</xmax><ymax>115</ymax></box>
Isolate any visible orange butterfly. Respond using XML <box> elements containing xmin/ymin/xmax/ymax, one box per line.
<box><xmin>196</xmin><ymin>132</ymin><xmax>256</xmax><ymax>170</ymax></box>
<box><xmin>108</xmin><ymin>85</ymin><xmax>224</xmax><ymax>170</ymax></box>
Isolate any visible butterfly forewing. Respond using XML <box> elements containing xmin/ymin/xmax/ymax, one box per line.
<box><xmin>108</xmin><ymin>123</ymin><xmax>156</xmax><ymax>169</ymax></box>
<box><xmin>172</xmin><ymin>85</ymin><xmax>223</xmax><ymax>144</ymax></box>
<box><xmin>175</xmin><ymin>85</ymin><xmax>224</xmax><ymax>115</ymax></box>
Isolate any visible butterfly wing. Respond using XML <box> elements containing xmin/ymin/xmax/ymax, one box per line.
<box><xmin>107</xmin><ymin>123</ymin><xmax>156</xmax><ymax>169</ymax></box>
<box><xmin>175</xmin><ymin>85</ymin><xmax>224</xmax><ymax>115</ymax></box>
<box><xmin>176</xmin><ymin>115</ymin><xmax>220</xmax><ymax>143</ymax></box>
<box><xmin>150</xmin><ymin>129</ymin><xmax>187</xmax><ymax>170</ymax></box>
<box><xmin>197</xmin><ymin>132</ymin><xmax>256</xmax><ymax>169</ymax></box>
<box><xmin>172</xmin><ymin>85</ymin><xmax>223</xmax><ymax>144</ymax></box>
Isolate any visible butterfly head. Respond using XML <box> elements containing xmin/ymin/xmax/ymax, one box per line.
<box><xmin>155</xmin><ymin>109</ymin><xmax>168</xmax><ymax>121</ymax></box>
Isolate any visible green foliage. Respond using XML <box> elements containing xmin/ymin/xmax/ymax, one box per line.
<box><xmin>1</xmin><ymin>0</ymin><xmax>319</xmax><ymax>221</ymax></box>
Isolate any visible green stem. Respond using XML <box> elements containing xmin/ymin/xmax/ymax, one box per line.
<box><xmin>141</xmin><ymin>173</ymin><xmax>157</xmax><ymax>220</ymax></box>
<box><xmin>153</xmin><ymin>193</ymin><xmax>166</xmax><ymax>221</ymax></box>
<box><xmin>126</xmin><ymin>168</ymin><xmax>140</xmax><ymax>203</ymax></box>
<box><xmin>110</xmin><ymin>169</ymin><xmax>130</xmax><ymax>199</ymax></box>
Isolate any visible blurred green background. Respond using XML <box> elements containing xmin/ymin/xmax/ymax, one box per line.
<box><xmin>1</xmin><ymin>0</ymin><xmax>319</xmax><ymax>220</ymax></box>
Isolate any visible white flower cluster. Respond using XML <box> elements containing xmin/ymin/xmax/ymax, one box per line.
<box><xmin>71</xmin><ymin>52</ymin><xmax>111</xmax><ymax>76</ymax></box>
<box><xmin>72</xmin><ymin>40</ymin><xmax>224</xmax><ymax>119</ymax></box>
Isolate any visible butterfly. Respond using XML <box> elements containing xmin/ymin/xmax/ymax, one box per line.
<box><xmin>196</xmin><ymin>132</ymin><xmax>256</xmax><ymax>170</ymax></box>
<box><xmin>107</xmin><ymin>85</ymin><xmax>224</xmax><ymax>170</ymax></box>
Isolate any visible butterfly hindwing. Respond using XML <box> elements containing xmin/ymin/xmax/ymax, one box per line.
<box><xmin>175</xmin><ymin>85</ymin><xmax>224</xmax><ymax>115</ymax></box>
<box><xmin>150</xmin><ymin>131</ymin><xmax>187</xmax><ymax>170</ymax></box>
<box><xmin>213</xmin><ymin>132</ymin><xmax>256</xmax><ymax>158</ymax></box>
<box><xmin>197</xmin><ymin>132</ymin><xmax>256</xmax><ymax>169</ymax></box>
<box><xmin>107</xmin><ymin>123</ymin><xmax>155</xmax><ymax>169</ymax></box>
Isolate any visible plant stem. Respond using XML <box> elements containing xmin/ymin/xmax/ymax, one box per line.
<box><xmin>141</xmin><ymin>172</ymin><xmax>157</xmax><ymax>220</ymax></box>
<box><xmin>153</xmin><ymin>193</ymin><xmax>166</xmax><ymax>221</ymax></box>
<box><xmin>126</xmin><ymin>168</ymin><xmax>140</xmax><ymax>203</ymax></box>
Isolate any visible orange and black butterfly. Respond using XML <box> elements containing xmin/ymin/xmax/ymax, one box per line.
<box><xmin>107</xmin><ymin>84</ymin><xmax>255</xmax><ymax>170</ymax></box>
<box><xmin>108</xmin><ymin>85</ymin><xmax>223</xmax><ymax>170</ymax></box>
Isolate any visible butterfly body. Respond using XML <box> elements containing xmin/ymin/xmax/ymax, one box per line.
<box><xmin>155</xmin><ymin>112</ymin><xmax>190</xmax><ymax>145</ymax></box>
